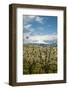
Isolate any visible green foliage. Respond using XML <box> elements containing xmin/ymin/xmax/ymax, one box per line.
<box><xmin>31</xmin><ymin>63</ymin><xmax>42</xmax><ymax>74</ymax></box>
<box><xmin>23</xmin><ymin>60</ymin><xmax>30</xmax><ymax>74</ymax></box>
<box><xmin>23</xmin><ymin>44</ymin><xmax>57</xmax><ymax>74</ymax></box>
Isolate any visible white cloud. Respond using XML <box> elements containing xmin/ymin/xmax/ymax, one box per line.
<box><xmin>24</xmin><ymin>34</ymin><xmax>57</xmax><ymax>44</ymax></box>
<box><xmin>28</xmin><ymin>16</ymin><xmax>35</xmax><ymax>19</ymax></box>
<box><xmin>24</xmin><ymin>24</ymin><xmax>32</xmax><ymax>29</ymax></box>
<box><xmin>32</xmin><ymin>40</ymin><xmax>49</xmax><ymax>44</ymax></box>
<box><xmin>29</xmin><ymin>34</ymin><xmax>57</xmax><ymax>41</ymax></box>
<box><xmin>24</xmin><ymin>16</ymin><xmax>44</xmax><ymax>25</ymax></box>
<box><xmin>24</xmin><ymin>24</ymin><xmax>34</xmax><ymax>33</ymax></box>
<box><xmin>23</xmin><ymin>16</ymin><xmax>35</xmax><ymax>24</ymax></box>
<box><xmin>35</xmin><ymin>16</ymin><xmax>43</xmax><ymax>24</ymax></box>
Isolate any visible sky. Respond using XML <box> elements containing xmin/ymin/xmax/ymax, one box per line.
<box><xmin>23</xmin><ymin>15</ymin><xmax>57</xmax><ymax>44</ymax></box>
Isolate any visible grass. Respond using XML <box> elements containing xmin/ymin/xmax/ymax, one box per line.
<box><xmin>23</xmin><ymin>44</ymin><xmax>57</xmax><ymax>75</ymax></box>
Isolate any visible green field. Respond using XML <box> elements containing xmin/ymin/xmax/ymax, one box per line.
<box><xmin>23</xmin><ymin>44</ymin><xmax>57</xmax><ymax>75</ymax></box>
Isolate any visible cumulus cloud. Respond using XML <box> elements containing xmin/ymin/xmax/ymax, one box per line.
<box><xmin>35</xmin><ymin>16</ymin><xmax>43</xmax><ymax>24</ymax></box>
<box><xmin>23</xmin><ymin>15</ymin><xmax>43</xmax><ymax>25</ymax></box>
<box><xmin>24</xmin><ymin>34</ymin><xmax>57</xmax><ymax>44</ymax></box>
<box><xmin>24</xmin><ymin>24</ymin><xmax>32</xmax><ymax>29</ymax></box>
<box><xmin>24</xmin><ymin>24</ymin><xmax>34</xmax><ymax>34</ymax></box>
<box><xmin>29</xmin><ymin>34</ymin><xmax>57</xmax><ymax>41</ymax></box>
<box><xmin>23</xmin><ymin>16</ymin><xmax>35</xmax><ymax>25</ymax></box>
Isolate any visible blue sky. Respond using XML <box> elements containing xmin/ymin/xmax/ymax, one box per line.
<box><xmin>23</xmin><ymin>15</ymin><xmax>57</xmax><ymax>44</ymax></box>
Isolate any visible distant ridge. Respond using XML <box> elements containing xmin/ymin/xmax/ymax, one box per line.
<box><xmin>24</xmin><ymin>43</ymin><xmax>57</xmax><ymax>47</ymax></box>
